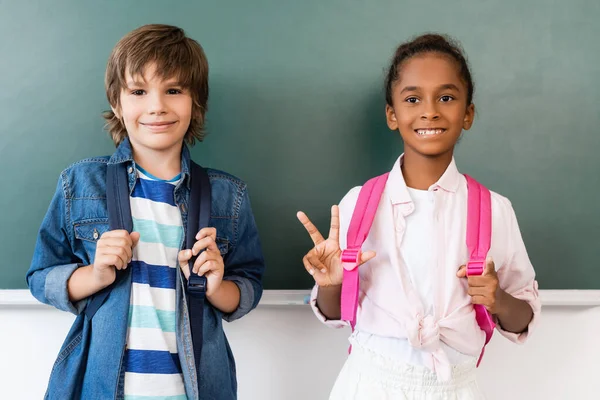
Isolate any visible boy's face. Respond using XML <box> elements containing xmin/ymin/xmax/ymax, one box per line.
<box><xmin>113</xmin><ymin>62</ymin><xmax>193</xmax><ymax>155</ymax></box>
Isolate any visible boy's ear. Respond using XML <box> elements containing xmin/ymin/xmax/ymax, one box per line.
<box><xmin>463</xmin><ymin>103</ymin><xmax>475</xmax><ymax>130</ymax></box>
<box><xmin>386</xmin><ymin>105</ymin><xmax>398</xmax><ymax>130</ymax></box>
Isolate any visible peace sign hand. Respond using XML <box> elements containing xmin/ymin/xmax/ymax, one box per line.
<box><xmin>297</xmin><ymin>205</ymin><xmax>375</xmax><ymax>287</ymax></box>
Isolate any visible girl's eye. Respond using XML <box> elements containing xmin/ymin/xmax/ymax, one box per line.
<box><xmin>405</xmin><ymin>97</ymin><xmax>419</xmax><ymax>104</ymax></box>
<box><xmin>440</xmin><ymin>95</ymin><xmax>454</xmax><ymax>102</ymax></box>
<box><xmin>131</xmin><ymin>89</ymin><xmax>145</xmax><ymax>96</ymax></box>
<box><xmin>167</xmin><ymin>88</ymin><xmax>182</xmax><ymax>95</ymax></box>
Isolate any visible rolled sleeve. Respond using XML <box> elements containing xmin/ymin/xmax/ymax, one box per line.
<box><xmin>220</xmin><ymin>185</ymin><xmax>265</xmax><ymax>322</ymax></box>
<box><xmin>309</xmin><ymin>285</ymin><xmax>348</xmax><ymax>328</ymax></box>
<box><xmin>221</xmin><ymin>276</ymin><xmax>256</xmax><ymax>322</ymax></box>
<box><xmin>495</xmin><ymin>197</ymin><xmax>541</xmax><ymax>343</ymax></box>
<box><xmin>45</xmin><ymin>263</ymin><xmax>88</xmax><ymax>314</ymax></box>
<box><xmin>26</xmin><ymin>176</ymin><xmax>86</xmax><ymax>315</ymax></box>
<box><xmin>496</xmin><ymin>280</ymin><xmax>541</xmax><ymax>343</ymax></box>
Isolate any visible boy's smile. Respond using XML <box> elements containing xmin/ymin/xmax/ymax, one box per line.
<box><xmin>140</xmin><ymin>120</ymin><xmax>179</xmax><ymax>132</ymax></box>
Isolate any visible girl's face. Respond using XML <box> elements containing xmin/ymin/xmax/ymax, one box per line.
<box><xmin>386</xmin><ymin>53</ymin><xmax>474</xmax><ymax>159</ymax></box>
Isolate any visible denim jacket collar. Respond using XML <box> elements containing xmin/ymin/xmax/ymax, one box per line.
<box><xmin>108</xmin><ymin>137</ymin><xmax>193</xmax><ymax>190</ymax></box>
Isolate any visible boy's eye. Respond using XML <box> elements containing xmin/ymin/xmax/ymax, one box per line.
<box><xmin>131</xmin><ymin>89</ymin><xmax>145</xmax><ymax>96</ymax></box>
<box><xmin>167</xmin><ymin>88</ymin><xmax>183</xmax><ymax>95</ymax></box>
<box><xmin>405</xmin><ymin>97</ymin><xmax>419</xmax><ymax>103</ymax></box>
<box><xmin>440</xmin><ymin>95</ymin><xmax>454</xmax><ymax>102</ymax></box>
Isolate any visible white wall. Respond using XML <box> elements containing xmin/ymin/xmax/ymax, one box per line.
<box><xmin>1</xmin><ymin>291</ymin><xmax>599</xmax><ymax>400</ymax></box>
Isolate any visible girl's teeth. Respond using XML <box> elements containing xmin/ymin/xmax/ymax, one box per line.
<box><xmin>417</xmin><ymin>129</ymin><xmax>443</xmax><ymax>135</ymax></box>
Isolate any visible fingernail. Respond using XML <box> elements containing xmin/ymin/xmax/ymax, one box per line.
<box><xmin>308</xmin><ymin>269</ymin><xmax>314</xmax><ymax>275</ymax></box>
<box><xmin>320</xmin><ymin>269</ymin><xmax>326</xmax><ymax>274</ymax></box>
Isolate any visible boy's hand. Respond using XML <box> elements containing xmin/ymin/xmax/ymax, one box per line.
<box><xmin>178</xmin><ymin>227</ymin><xmax>224</xmax><ymax>297</ymax></box>
<box><xmin>92</xmin><ymin>230</ymin><xmax>140</xmax><ymax>286</ymax></box>
<box><xmin>297</xmin><ymin>205</ymin><xmax>375</xmax><ymax>287</ymax></box>
<box><xmin>457</xmin><ymin>257</ymin><xmax>503</xmax><ymax>314</ymax></box>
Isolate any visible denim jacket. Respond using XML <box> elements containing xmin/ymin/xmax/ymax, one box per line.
<box><xmin>27</xmin><ymin>138</ymin><xmax>265</xmax><ymax>399</ymax></box>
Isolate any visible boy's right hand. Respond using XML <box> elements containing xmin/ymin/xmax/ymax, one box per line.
<box><xmin>297</xmin><ymin>205</ymin><xmax>375</xmax><ymax>287</ymax></box>
<box><xmin>92</xmin><ymin>230</ymin><xmax>140</xmax><ymax>285</ymax></box>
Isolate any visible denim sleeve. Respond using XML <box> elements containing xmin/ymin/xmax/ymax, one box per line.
<box><xmin>221</xmin><ymin>185</ymin><xmax>265</xmax><ymax>322</ymax></box>
<box><xmin>26</xmin><ymin>175</ymin><xmax>86</xmax><ymax>315</ymax></box>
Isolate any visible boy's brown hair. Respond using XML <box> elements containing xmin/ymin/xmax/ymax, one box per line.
<box><xmin>103</xmin><ymin>24</ymin><xmax>209</xmax><ymax>146</ymax></box>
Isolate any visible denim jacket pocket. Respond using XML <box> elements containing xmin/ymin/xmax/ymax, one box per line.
<box><xmin>74</xmin><ymin>219</ymin><xmax>110</xmax><ymax>261</ymax></box>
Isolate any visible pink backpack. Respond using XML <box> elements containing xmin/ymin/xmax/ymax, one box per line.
<box><xmin>340</xmin><ymin>173</ymin><xmax>495</xmax><ymax>366</ymax></box>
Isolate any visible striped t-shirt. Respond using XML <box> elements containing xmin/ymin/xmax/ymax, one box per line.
<box><xmin>123</xmin><ymin>166</ymin><xmax>186</xmax><ymax>400</ymax></box>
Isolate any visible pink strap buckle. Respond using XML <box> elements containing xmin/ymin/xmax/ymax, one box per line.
<box><xmin>341</xmin><ymin>249</ymin><xmax>361</xmax><ymax>271</ymax></box>
<box><xmin>466</xmin><ymin>258</ymin><xmax>485</xmax><ymax>276</ymax></box>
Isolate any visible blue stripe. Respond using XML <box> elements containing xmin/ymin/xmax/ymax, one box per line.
<box><xmin>132</xmin><ymin>178</ymin><xmax>176</xmax><ymax>206</ymax></box>
<box><xmin>124</xmin><ymin>349</ymin><xmax>182</xmax><ymax>374</ymax></box>
<box><xmin>131</xmin><ymin>261</ymin><xmax>176</xmax><ymax>289</ymax></box>
<box><xmin>137</xmin><ymin>165</ymin><xmax>181</xmax><ymax>183</ymax></box>
<box><xmin>133</xmin><ymin>217</ymin><xmax>183</xmax><ymax>249</ymax></box>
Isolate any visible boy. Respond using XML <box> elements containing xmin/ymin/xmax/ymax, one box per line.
<box><xmin>27</xmin><ymin>24</ymin><xmax>264</xmax><ymax>399</ymax></box>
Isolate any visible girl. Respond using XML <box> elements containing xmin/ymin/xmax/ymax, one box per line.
<box><xmin>297</xmin><ymin>34</ymin><xmax>540</xmax><ymax>399</ymax></box>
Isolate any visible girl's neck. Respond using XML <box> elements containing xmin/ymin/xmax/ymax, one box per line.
<box><xmin>132</xmin><ymin>146</ymin><xmax>182</xmax><ymax>181</ymax></box>
<box><xmin>401</xmin><ymin>149</ymin><xmax>454</xmax><ymax>190</ymax></box>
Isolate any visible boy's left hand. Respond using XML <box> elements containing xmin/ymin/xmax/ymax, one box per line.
<box><xmin>457</xmin><ymin>257</ymin><xmax>504</xmax><ymax>315</ymax></box>
<box><xmin>178</xmin><ymin>227</ymin><xmax>224</xmax><ymax>297</ymax></box>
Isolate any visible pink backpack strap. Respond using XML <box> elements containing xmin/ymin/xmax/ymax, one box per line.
<box><xmin>464</xmin><ymin>174</ymin><xmax>496</xmax><ymax>367</ymax></box>
<box><xmin>340</xmin><ymin>173</ymin><xmax>389</xmax><ymax>330</ymax></box>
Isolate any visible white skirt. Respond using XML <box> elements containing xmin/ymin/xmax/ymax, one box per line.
<box><xmin>329</xmin><ymin>342</ymin><xmax>486</xmax><ymax>400</ymax></box>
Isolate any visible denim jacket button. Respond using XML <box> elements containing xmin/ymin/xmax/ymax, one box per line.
<box><xmin>127</xmin><ymin>166</ymin><xmax>133</xmax><ymax>174</ymax></box>
<box><xmin>93</xmin><ymin>228</ymin><xmax>99</xmax><ymax>240</ymax></box>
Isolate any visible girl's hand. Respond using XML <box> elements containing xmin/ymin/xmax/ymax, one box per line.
<box><xmin>297</xmin><ymin>205</ymin><xmax>375</xmax><ymax>287</ymax></box>
<box><xmin>457</xmin><ymin>257</ymin><xmax>503</xmax><ymax>314</ymax></box>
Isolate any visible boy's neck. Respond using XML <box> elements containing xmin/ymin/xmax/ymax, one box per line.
<box><xmin>132</xmin><ymin>145</ymin><xmax>183</xmax><ymax>181</ymax></box>
<box><xmin>401</xmin><ymin>149</ymin><xmax>453</xmax><ymax>190</ymax></box>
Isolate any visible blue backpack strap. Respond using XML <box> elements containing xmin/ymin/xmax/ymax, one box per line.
<box><xmin>186</xmin><ymin>161</ymin><xmax>211</xmax><ymax>389</ymax></box>
<box><xmin>85</xmin><ymin>162</ymin><xmax>133</xmax><ymax>321</ymax></box>
<box><xmin>85</xmin><ymin>160</ymin><xmax>211</xmax><ymax>389</ymax></box>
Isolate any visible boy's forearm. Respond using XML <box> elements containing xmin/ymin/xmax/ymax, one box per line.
<box><xmin>316</xmin><ymin>285</ymin><xmax>342</xmax><ymax>320</ymax></box>
<box><xmin>495</xmin><ymin>289</ymin><xmax>534</xmax><ymax>333</ymax></box>
<box><xmin>67</xmin><ymin>265</ymin><xmax>113</xmax><ymax>302</ymax></box>
<box><xmin>207</xmin><ymin>280</ymin><xmax>241</xmax><ymax>314</ymax></box>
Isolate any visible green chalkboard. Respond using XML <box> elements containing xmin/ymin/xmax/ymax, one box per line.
<box><xmin>1</xmin><ymin>0</ymin><xmax>599</xmax><ymax>290</ymax></box>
